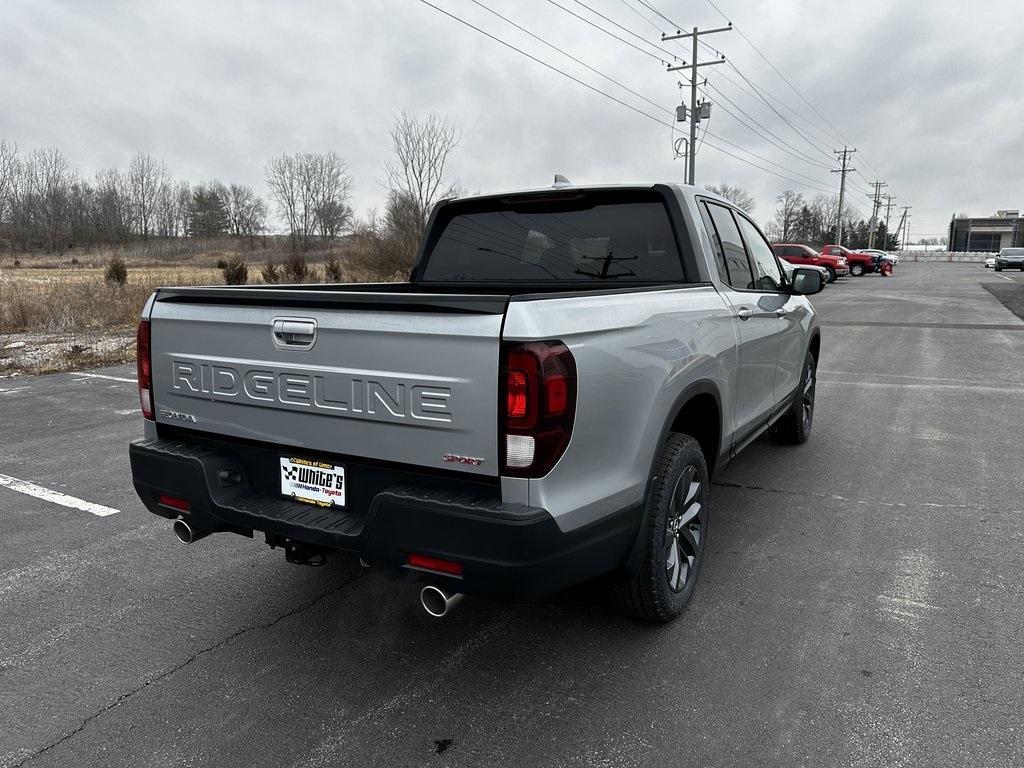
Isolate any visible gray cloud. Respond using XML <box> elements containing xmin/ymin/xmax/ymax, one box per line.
<box><xmin>2</xmin><ymin>0</ymin><xmax>1021</xmax><ymax>238</ymax></box>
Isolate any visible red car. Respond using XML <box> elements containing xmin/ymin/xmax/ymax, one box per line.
<box><xmin>820</xmin><ymin>244</ymin><xmax>875</xmax><ymax>276</ymax></box>
<box><xmin>772</xmin><ymin>243</ymin><xmax>849</xmax><ymax>282</ymax></box>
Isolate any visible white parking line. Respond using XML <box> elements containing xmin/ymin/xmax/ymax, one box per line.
<box><xmin>71</xmin><ymin>372</ymin><xmax>136</xmax><ymax>383</ymax></box>
<box><xmin>0</xmin><ymin>474</ymin><xmax>119</xmax><ymax>516</ymax></box>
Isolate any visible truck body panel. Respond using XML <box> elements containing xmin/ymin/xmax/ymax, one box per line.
<box><xmin>130</xmin><ymin>182</ymin><xmax>823</xmax><ymax>602</ymax></box>
<box><xmin>149</xmin><ymin>298</ymin><xmax>504</xmax><ymax>476</ymax></box>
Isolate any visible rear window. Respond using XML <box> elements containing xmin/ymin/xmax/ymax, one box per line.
<box><xmin>420</xmin><ymin>191</ymin><xmax>686</xmax><ymax>284</ymax></box>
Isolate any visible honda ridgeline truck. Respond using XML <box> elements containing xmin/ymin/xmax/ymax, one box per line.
<box><xmin>129</xmin><ymin>182</ymin><xmax>823</xmax><ymax>622</ymax></box>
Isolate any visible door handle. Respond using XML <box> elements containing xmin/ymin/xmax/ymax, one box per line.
<box><xmin>736</xmin><ymin>308</ymin><xmax>754</xmax><ymax>321</ymax></box>
<box><xmin>272</xmin><ymin>317</ymin><xmax>317</xmax><ymax>349</ymax></box>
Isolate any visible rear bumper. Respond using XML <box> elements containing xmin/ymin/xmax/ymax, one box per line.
<box><xmin>129</xmin><ymin>435</ymin><xmax>639</xmax><ymax>599</ymax></box>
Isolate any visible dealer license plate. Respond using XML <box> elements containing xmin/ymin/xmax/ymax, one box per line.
<box><xmin>279</xmin><ymin>457</ymin><xmax>346</xmax><ymax>508</ymax></box>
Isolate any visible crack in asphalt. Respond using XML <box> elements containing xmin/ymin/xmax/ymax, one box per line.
<box><xmin>5</xmin><ymin>572</ymin><xmax>363</xmax><ymax>768</ymax></box>
<box><xmin>713</xmin><ymin>480</ymin><xmax>1021</xmax><ymax>514</ymax></box>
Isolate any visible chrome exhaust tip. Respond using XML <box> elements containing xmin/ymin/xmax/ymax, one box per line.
<box><xmin>172</xmin><ymin>518</ymin><xmax>211</xmax><ymax>545</ymax></box>
<box><xmin>420</xmin><ymin>585</ymin><xmax>463</xmax><ymax>618</ymax></box>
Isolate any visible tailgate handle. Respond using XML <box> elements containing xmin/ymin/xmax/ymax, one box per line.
<box><xmin>272</xmin><ymin>317</ymin><xmax>317</xmax><ymax>350</ymax></box>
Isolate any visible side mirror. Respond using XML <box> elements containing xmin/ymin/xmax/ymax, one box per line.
<box><xmin>790</xmin><ymin>267</ymin><xmax>824</xmax><ymax>295</ymax></box>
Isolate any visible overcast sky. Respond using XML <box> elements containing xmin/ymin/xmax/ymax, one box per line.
<box><xmin>3</xmin><ymin>0</ymin><xmax>1022</xmax><ymax>240</ymax></box>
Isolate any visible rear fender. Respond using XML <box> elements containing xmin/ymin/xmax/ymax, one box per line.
<box><xmin>620</xmin><ymin>379</ymin><xmax>726</xmax><ymax>579</ymax></box>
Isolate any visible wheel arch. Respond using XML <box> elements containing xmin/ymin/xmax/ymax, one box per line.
<box><xmin>621</xmin><ymin>378</ymin><xmax>725</xmax><ymax>579</ymax></box>
<box><xmin>808</xmin><ymin>329</ymin><xmax>821</xmax><ymax>364</ymax></box>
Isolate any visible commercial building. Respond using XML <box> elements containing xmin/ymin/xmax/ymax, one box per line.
<box><xmin>948</xmin><ymin>210</ymin><xmax>1024</xmax><ymax>252</ymax></box>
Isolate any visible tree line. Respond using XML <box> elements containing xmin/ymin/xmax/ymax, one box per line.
<box><xmin>0</xmin><ymin>142</ymin><xmax>268</xmax><ymax>252</ymax></box>
<box><xmin>765</xmin><ymin>189</ymin><xmax>898</xmax><ymax>250</ymax></box>
<box><xmin>705</xmin><ymin>183</ymin><xmax>899</xmax><ymax>250</ymax></box>
<box><xmin>0</xmin><ymin>111</ymin><xmax>460</xmax><ymax>263</ymax></box>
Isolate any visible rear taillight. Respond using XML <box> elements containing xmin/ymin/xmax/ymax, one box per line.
<box><xmin>499</xmin><ymin>340</ymin><xmax>576</xmax><ymax>477</ymax></box>
<box><xmin>137</xmin><ymin>320</ymin><xmax>153</xmax><ymax>420</ymax></box>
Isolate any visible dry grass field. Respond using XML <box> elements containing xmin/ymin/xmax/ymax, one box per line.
<box><xmin>0</xmin><ymin>240</ymin><xmax>405</xmax><ymax>375</ymax></box>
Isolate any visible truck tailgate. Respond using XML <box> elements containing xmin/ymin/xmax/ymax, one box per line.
<box><xmin>148</xmin><ymin>288</ymin><xmax>506</xmax><ymax>477</ymax></box>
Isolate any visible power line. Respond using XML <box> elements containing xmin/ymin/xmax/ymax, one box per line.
<box><xmin>469</xmin><ymin>0</ymin><xmax>671</xmax><ymax>117</ymax></box>
<box><xmin>633</xmin><ymin>0</ymin><xmax>840</xmax><ymax>151</ymax></box>
<box><xmin>418</xmin><ymin>0</ymin><xmax>848</xmax><ymax>195</ymax></box>
<box><xmin>700</xmin><ymin>0</ymin><xmax>890</xmax><ymax>183</ymax></box>
<box><xmin>571</xmin><ymin>0</ymin><xmax>683</xmax><ymax>60</ymax></box>
<box><xmin>701</xmin><ymin>80</ymin><xmax>832</xmax><ymax>170</ymax></box>
<box><xmin>418</xmin><ymin>0</ymin><xmax>672</xmax><ymax>124</ymax></box>
<box><xmin>702</xmin><ymin>0</ymin><xmax>849</xmax><ymax>144</ymax></box>
<box><xmin>545</xmin><ymin>0</ymin><xmax>676</xmax><ymax>64</ymax></box>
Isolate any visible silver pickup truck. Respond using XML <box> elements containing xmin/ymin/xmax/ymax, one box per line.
<box><xmin>129</xmin><ymin>182</ymin><xmax>823</xmax><ymax>622</ymax></box>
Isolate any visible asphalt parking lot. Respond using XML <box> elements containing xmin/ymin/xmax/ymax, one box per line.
<box><xmin>2</xmin><ymin>262</ymin><xmax>1023</xmax><ymax>768</ymax></box>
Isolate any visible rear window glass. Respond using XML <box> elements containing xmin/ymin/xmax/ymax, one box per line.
<box><xmin>420</xmin><ymin>192</ymin><xmax>686</xmax><ymax>284</ymax></box>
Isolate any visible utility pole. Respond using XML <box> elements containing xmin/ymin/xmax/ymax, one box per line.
<box><xmin>893</xmin><ymin>206</ymin><xmax>912</xmax><ymax>250</ymax></box>
<box><xmin>881</xmin><ymin>194</ymin><xmax>896</xmax><ymax>249</ymax></box>
<box><xmin>831</xmin><ymin>146</ymin><xmax>856</xmax><ymax>245</ymax></box>
<box><xmin>866</xmin><ymin>180</ymin><xmax>887</xmax><ymax>249</ymax></box>
<box><xmin>663</xmin><ymin>25</ymin><xmax>730</xmax><ymax>185</ymax></box>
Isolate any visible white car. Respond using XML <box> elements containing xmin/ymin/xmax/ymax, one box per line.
<box><xmin>985</xmin><ymin>256</ymin><xmax>996</xmax><ymax>269</ymax></box>
<box><xmin>862</xmin><ymin>248</ymin><xmax>898</xmax><ymax>265</ymax></box>
<box><xmin>781</xmin><ymin>259</ymin><xmax>829</xmax><ymax>287</ymax></box>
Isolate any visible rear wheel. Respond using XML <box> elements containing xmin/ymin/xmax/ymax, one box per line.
<box><xmin>610</xmin><ymin>434</ymin><xmax>709</xmax><ymax>623</ymax></box>
<box><xmin>773</xmin><ymin>350</ymin><xmax>816</xmax><ymax>444</ymax></box>
<box><xmin>850</xmin><ymin>263</ymin><xmax>865</xmax><ymax>277</ymax></box>
<box><xmin>825</xmin><ymin>266</ymin><xmax>837</xmax><ymax>282</ymax></box>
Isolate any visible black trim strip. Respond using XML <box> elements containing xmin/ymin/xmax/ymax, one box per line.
<box><xmin>154</xmin><ymin>286</ymin><xmax>510</xmax><ymax>315</ymax></box>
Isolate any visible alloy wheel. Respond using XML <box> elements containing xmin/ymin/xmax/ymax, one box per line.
<box><xmin>664</xmin><ymin>465</ymin><xmax>704</xmax><ymax>593</ymax></box>
<box><xmin>801</xmin><ymin>360</ymin><xmax>816</xmax><ymax>430</ymax></box>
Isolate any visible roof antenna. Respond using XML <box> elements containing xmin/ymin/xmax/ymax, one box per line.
<box><xmin>552</xmin><ymin>174</ymin><xmax>572</xmax><ymax>188</ymax></box>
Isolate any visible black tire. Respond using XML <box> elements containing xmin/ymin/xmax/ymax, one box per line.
<box><xmin>825</xmin><ymin>266</ymin><xmax>837</xmax><ymax>283</ymax></box>
<box><xmin>773</xmin><ymin>350</ymin><xmax>817</xmax><ymax>444</ymax></box>
<box><xmin>610</xmin><ymin>434</ymin><xmax>709</xmax><ymax>623</ymax></box>
<box><xmin>850</xmin><ymin>263</ymin><xmax>865</xmax><ymax>277</ymax></box>
<box><xmin>995</xmin><ymin>266</ymin><xmax>1002</xmax><ymax>272</ymax></box>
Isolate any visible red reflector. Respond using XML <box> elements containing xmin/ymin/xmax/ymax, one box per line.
<box><xmin>507</xmin><ymin>370</ymin><xmax>528</xmax><ymax>418</ymax></box>
<box><xmin>407</xmin><ymin>553</ymin><xmax>463</xmax><ymax>576</ymax></box>
<box><xmin>545</xmin><ymin>375</ymin><xmax>568</xmax><ymax>415</ymax></box>
<box><xmin>158</xmin><ymin>494</ymin><xmax>190</xmax><ymax>512</ymax></box>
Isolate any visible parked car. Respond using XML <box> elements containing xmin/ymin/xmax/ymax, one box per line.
<box><xmin>985</xmin><ymin>256</ymin><xmax>996</xmax><ymax>269</ymax></box>
<box><xmin>821</xmin><ymin>244</ymin><xmax>878</xmax><ymax>276</ymax></box>
<box><xmin>128</xmin><ymin>181</ymin><xmax>824</xmax><ymax>623</ymax></box>
<box><xmin>861</xmin><ymin>248</ymin><xmax>898</xmax><ymax>265</ymax></box>
<box><xmin>781</xmin><ymin>258</ymin><xmax>828</xmax><ymax>288</ymax></box>
<box><xmin>772</xmin><ymin>243</ymin><xmax>849</xmax><ymax>282</ymax></box>
<box><xmin>995</xmin><ymin>247</ymin><xmax>1024</xmax><ymax>271</ymax></box>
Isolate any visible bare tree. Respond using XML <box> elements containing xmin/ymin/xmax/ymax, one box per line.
<box><xmin>266</xmin><ymin>152</ymin><xmax>352</xmax><ymax>251</ymax></box>
<box><xmin>128</xmin><ymin>152</ymin><xmax>168</xmax><ymax>241</ymax></box>
<box><xmin>307</xmin><ymin>153</ymin><xmax>353</xmax><ymax>244</ymax></box>
<box><xmin>385</xmin><ymin>112</ymin><xmax>460</xmax><ymax>228</ymax></box>
<box><xmin>705</xmin><ymin>182</ymin><xmax>756</xmax><ymax>214</ymax></box>
<box><xmin>766</xmin><ymin>190</ymin><xmax>805</xmax><ymax>241</ymax></box>
<box><xmin>173</xmin><ymin>181</ymin><xmax>192</xmax><ymax>238</ymax></box>
<box><xmin>223</xmin><ymin>183</ymin><xmax>268</xmax><ymax>245</ymax></box>
<box><xmin>94</xmin><ymin>167</ymin><xmax>131</xmax><ymax>244</ymax></box>
<box><xmin>0</xmin><ymin>139</ymin><xmax>18</xmax><ymax>234</ymax></box>
<box><xmin>26</xmin><ymin>147</ymin><xmax>75</xmax><ymax>252</ymax></box>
